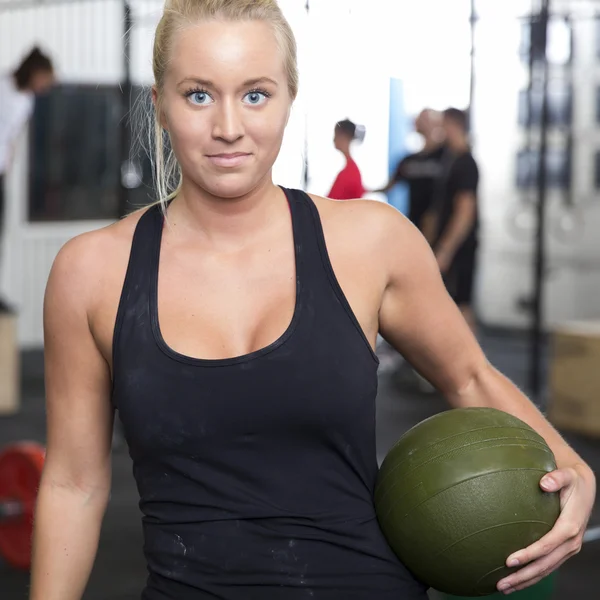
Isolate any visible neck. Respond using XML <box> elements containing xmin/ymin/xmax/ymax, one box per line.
<box><xmin>165</xmin><ymin>175</ymin><xmax>287</xmax><ymax>252</ymax></box>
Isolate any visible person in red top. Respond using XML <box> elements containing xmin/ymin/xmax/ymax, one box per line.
<box><xmin>328</xmin><ymin>119</ymin><xmax>365</xmax><ymax>200</ymax></box>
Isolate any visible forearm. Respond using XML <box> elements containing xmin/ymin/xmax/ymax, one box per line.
<box><xmin>30</xmin><ymin>480</ymin><xmax>109</xmax><ymax>600</ymax></box>
<box><xmin>434</xmin><ymin>204</ymin><xmax>475</xmax><ymax>259</ymax></box>
<box><xmin>450</xmin><ymin>364</ymin><xmax>595</xmax><ymax>480</ymax></box>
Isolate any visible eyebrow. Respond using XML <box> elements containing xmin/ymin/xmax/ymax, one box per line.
<box><xmin>177</xmin><ymin>76</ymin><xmax>279</xmax><ymax>88</ymax></box>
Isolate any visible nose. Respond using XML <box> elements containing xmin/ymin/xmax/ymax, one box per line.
<box><xmin>212</xmin><ymin>98</ymin><xmax>244</xmax><ymax>143</ymax></box>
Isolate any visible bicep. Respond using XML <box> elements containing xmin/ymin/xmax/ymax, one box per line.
<box><xmin>378</xmin><ymin>218</ymin><xmax>486</xmax><ymax>394</ymax></box>
<box><xmin>43</xmin><ymin>240</ymin><xmax>114</xmax><ymax>493</ymax></box>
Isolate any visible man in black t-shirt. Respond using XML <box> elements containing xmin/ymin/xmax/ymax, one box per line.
<box><xmin>423</xmin><ymin>108</ymin><xmax>479</xmax><ymax>331</ymax></box>
<box><xmin>376</xmin><ymin>109</ymin><xmax>445</xmax><ymax>230</ymax></box>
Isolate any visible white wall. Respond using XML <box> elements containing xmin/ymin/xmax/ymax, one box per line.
<box><xmin>0</xmin><ymin>0</ymin><xmax>124</xmax><ymax>84</ymax></box>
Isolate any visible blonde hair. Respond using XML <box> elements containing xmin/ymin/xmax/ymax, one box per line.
<box><xmin>148</xmin><ymin>0</ymin><xmax>299</xmax><ymax>207</ymax></box>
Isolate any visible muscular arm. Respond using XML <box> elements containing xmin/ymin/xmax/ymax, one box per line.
<box><xmin>376</xmin><ymin>209</ymin><xmax>595</xmax><ymax>590</ymax></box>
<box><xmin>30</xmin><ymin>236</ymin><xmax>114</xmax><ymax>600</ymax></box>
<box><xmin>378</xmin><ymin>211</ymin><xmax>591</xmax><ymax>474</ymax></box>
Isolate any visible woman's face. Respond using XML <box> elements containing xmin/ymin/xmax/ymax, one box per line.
<box><xmin>156</xmin><ymin>20</ymin><xmax>292</xmax><ymax>199</ymax></box>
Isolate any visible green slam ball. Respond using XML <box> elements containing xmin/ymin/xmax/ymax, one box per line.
<box><xmin>375</xmin><ymin>407</ymin><xmax>561</xmax><ymax>597</ymax></box>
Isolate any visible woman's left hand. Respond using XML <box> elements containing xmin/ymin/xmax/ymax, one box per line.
<box><xmin>496</xmin><ymin>465</ymin><xmax>596</xmax><ymax>595</ymax></box>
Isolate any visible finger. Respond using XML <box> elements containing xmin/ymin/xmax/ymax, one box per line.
<box><xmin>539</xmin><ymin>467</ymin><xmax>576</xmax><ymax>493</ymax></box>
<box><xmin>498</xmin><ymin>547</ymin><xmax>572</xmax><ymax>593</ymax></box>
<box><xmin>504</xmin><ymin>555</ymin><xmax>570</xmax><ymax>594</ymax></box>
<box><xmin>506</xmin><ymin>517</ymin><xmax>580</xmax><ymax>567</ymax></box>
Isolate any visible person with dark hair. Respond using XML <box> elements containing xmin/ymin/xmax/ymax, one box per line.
<box><xmin>328</xmin><ymin>118</ymin><xmax>365</xmax><ymax>200</ymax></box>
<box><xmin>422</xmin><ymin>107</ymin><xmax>479</xmax><ymax>331</ymax></box>
<box><xmin>375</xmin><ymin>109</ymin><xmax>446</xmax><ymax>230</ymax></box>
<box><xmin>0</xmin><ymin>47</ymin><xmax>54</xmax><ymax>178</ymax></box>
<box><xmin>0</xmin><ymin>46</ymin><xmax>54</xmax><ymax>292</ymax></box>
<box><xmin>12</xmin><ymin>47</ymin><xmax>54</xmax><ymax>93</ymax></box>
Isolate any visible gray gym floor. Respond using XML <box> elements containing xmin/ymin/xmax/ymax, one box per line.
<box><xmin>1</xmin><ymin>329</ymin><xmax>598</xmax><ymax>598</ymax></box>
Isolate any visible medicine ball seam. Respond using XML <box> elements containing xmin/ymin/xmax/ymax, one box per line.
<box><xmin>474</xmin><ymin>565</ymin><xmax>520</xmax><ymax>594</ymax></box>
<box><xmin>376</xmin><ymin>467</ymin><xmax>553</xmax><ymax>523</ymax></box>
<box><xmin>383</xmin><ymin>424</ymin><xmax>546</xmax><ymax>473</ymax></box>
<box><xmin>378</xmin><ymin>436</ymin><xmax>553</xmax><ymax>491</ymax></box>
<box><xmin>375</xmin><ymin>440</ymin><xmax>554</xmax><ymax>507</ymax></box>
<box><xmin>432</xmin><ymin>519</ymin><xmax>557</xmax><ymax>558</ymax></box>
<box><xmin>376</xmin><ymin>449</ymin><xmax>555</xmax><ymax>516</ymax></box>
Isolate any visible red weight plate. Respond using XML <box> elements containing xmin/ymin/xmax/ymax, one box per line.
<box><xmin>0</xmin><ymin>442</ymin><xmax>46</xmax><ymax>570</ymax></box>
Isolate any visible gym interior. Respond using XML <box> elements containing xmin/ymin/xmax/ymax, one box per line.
<box><xmin>0</xmin><ymin>1</ymin><xmax>599</xmax><ymax>598</ymax></box>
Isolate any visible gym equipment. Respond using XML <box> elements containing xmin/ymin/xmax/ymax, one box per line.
<box><xmin>375</xmin><ymin>407</ymin><xmax>560</xmax><ymax>597</ymax></box>
<box><xmin>0</xmin><ymin>442</ymin><xmax>46</xmax><ymax>569</ymax></box>
<box><xmin>0</xmin><ymin>313</ymin><xmax>19</xmax><ymax>415</ymax></box>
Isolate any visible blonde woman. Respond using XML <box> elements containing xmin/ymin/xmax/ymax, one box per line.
<box><xmin>31</xmin><ymin>1</ymin><xmax>595</xmax><ymax>599</ymax></box>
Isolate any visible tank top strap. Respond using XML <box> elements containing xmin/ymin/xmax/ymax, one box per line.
<box><xmin>285</xmin><ymin>188</ymin><xmax>379</xmax><ymax>364</ymax></box>
<box><xmin>284</xmin><ymin>187</ymin><xmax>346</xmax><ymax>289</ymax></box>
<box><xmin>112</xmin><ymin>203</ymin><xmax>163</xmax><ymax>370</ymax></box>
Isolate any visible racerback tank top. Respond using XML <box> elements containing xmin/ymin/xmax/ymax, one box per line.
<box><xmin>112</xmin><ymin>188</ymin><xmax>428</xmax><ymax>599</ymax></box>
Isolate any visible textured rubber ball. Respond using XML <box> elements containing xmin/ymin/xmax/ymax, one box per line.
<box><xmin>374</xmin><ymin>407</ymin><xmax>560</xmax><ymax>597</ymax></box>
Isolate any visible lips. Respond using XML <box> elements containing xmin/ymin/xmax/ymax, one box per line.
<box><xmin>206</xmin><ymin>152</ymin><xmax>252</xmax><ymax>168</ymax></box>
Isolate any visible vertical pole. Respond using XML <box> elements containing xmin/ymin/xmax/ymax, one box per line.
<box><xmin>530</xmin><ymin>0</ymin><xmax>551</xmax><ymax>399</ymax></box>
<box><xmin>302</xmin><ymin>0</ymin><xmax>310</xmax><ymax>190</ymax></box>
<box><xmin>468</xmin><ymin>0</ymin><xmax>476</xmax><ymax>133</ymax></box>
<box><xmin>118</xmin><ymin>0</ymin><xmax>133</xmax><ymax>218</ymax></box>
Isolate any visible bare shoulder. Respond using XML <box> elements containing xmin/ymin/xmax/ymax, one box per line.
<box><xmin>45</xmin><ymin>206</ymin><xmax>152</xmax><ymax>331</ymax></box>
<box><xmin>309</xmin><ymin>194</ymin><xmax>423</xmax><ymax>262</ymax></box>
<box><xmin>49</xmin><ymin>208</ymin><xmax>148</xmax><ymax>293</ymax></box>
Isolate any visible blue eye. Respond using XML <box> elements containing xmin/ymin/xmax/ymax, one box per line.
<box><xmin>244</xmin><ymin>90</ymin><xmax>268</xmax><ymax>105</ymax></box>
<box><xmin>188</xmin><ymin>91</ymin><xmax>213</xmax><ymax>106</ymax></box>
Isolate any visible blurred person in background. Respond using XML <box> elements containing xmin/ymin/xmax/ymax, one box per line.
<box><xmin>0</xmin><ymin>47</ymin><xmax>54</xmax><ymax>312</ymax></box>
<box><xmin>375</xmin><ymin>108</ymin><xmax>445</xmax><ymax>231</ymax></box>
<box><xmin>328</xmin><ymin>119</ymin><xmax>365</xmax><ymax>200</ymax></box>
<box><xmin>422</xmin><ymin>107</ymin><xmax>479</xmax><ymax>332</ymax></box>
<box><xmin>374</xmin><ymin>109</ymin><xmax>445</xmax><ymax>380</ymax></box>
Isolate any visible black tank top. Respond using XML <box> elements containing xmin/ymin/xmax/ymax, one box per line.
<box><xmin>112</xmin><ymin>188</ymin><xmax>427</xmax><ymax>599</ymax></box>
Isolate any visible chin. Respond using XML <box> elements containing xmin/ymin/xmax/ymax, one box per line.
<box><xmin>202</xmin><ymin>173</ymin><xmax>263</xmax><ymax>200</ymax></box>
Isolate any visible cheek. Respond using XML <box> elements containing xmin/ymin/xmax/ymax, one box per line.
<box><xmin>248</xmin><ymin>107</ymin><xmax>289</xmax><ymax>153</ymax></box>
<box><xmin>165</xmin><ymin>105</ymin><xmax>209</xmax><ymax>155</ymax></box>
